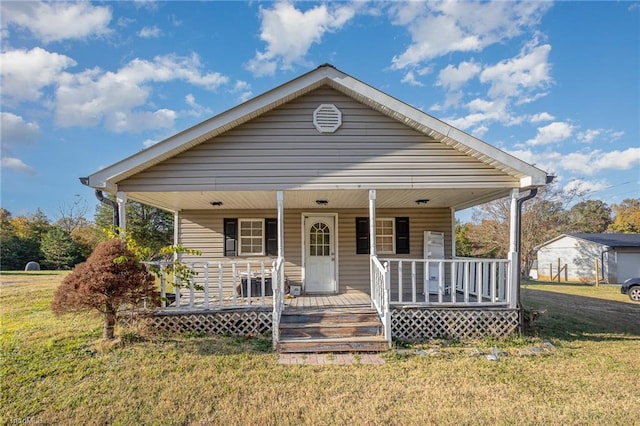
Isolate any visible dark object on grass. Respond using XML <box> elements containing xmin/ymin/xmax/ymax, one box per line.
<box><xmin>25</xmin><ymin>261</ymin><xmax>40</xmax><ymax>271</ymax></box>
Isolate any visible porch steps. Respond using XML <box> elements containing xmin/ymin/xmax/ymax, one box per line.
<box><xmin>277</xmin><ymin>308</ymin><xmax>388</xmax><ymax>353</ymax></box>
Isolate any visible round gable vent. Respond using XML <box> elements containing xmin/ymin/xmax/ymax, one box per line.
<box><xmin>313</xmin><ymin>104</ymin><xmax>342</xmax><ymax>133</ymax></box>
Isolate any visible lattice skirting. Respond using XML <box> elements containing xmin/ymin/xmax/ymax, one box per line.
<box><xmin>392</xmin><ymin>308</ymin><xmax>519</xmax><ymax>340</ymax></box>
<box><xmin>120</xmin><ymin>310</ymin><xmax>273</xmax><ymax>336</ymax></box>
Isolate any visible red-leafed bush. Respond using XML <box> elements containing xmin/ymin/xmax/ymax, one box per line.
<box><xmin>52</xmin><ymin>238</ymin><xmax>156</xmax><ymax>339</ymax></box>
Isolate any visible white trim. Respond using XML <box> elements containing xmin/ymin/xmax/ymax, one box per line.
<box><xmin>238</xmin><ymin>218</ymin><xmax>265</xmax><ymax>256</ymax></box>
<box><xmin>376</xmin><ymin>218</ymin><xmax>395</xmax><ymax>254</ymax></box>
<box><xmin>301</xmin><ymin>212</ymin><xmax>339</xmax><ymax>293</ymax></box>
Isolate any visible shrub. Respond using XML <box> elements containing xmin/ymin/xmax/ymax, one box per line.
<box><xmin>52</xmin><ymin>239</ymin><xmax>156</xmax><ymax>339</ymax></box>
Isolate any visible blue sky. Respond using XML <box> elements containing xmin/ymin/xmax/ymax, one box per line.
<box><xmin>1</xmin><ymin>1</ymin><xmax>639</xmax><ymax>223</ymax></box>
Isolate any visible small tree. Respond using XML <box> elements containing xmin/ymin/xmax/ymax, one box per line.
<box><xmin>52</xmin><ymin>239</ymin><xmax>156</xmax><ymax>339</ymax></box>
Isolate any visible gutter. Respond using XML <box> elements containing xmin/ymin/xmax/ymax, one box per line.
<box><xmin>79</xmin><ymin>177</ymin><xmax>119</xmax><ymax>234</ymax></box>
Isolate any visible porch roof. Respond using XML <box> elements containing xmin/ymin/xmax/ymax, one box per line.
<box><xmin>83</xmin><ymin>64</ymin><xmax>549</xmax><ymax>211</ymax></box>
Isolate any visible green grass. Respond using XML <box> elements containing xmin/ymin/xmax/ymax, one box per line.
<box><xmin>2</xmin><ymin>273</ymin><xmax>639</xmax><ymax>425</ymax></box>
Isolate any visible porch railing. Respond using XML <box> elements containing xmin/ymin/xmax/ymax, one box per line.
<box><xmin>271</xmin><ymin>257</ymin><xmax>285</xmax><ymax>349</ymax></box>
<box><xmin>370</xmin><ymin>256</ymin><xmax>392</xmax><ymax>347</ymax></box>
<box><xmin>145</xmin><ymin>260</ymin><xmax>274</xmax><ymax>310</ymax></box>
<box><xmin>380</xmin><ymin>258</ymin><xmax>511</xmax><ymax>306</ymax></box>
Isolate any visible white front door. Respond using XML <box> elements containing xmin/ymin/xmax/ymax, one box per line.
<box><xmin>304</xmin><ymin>215</ymin><xmax>336</xmax><ymax>293</ymax></box>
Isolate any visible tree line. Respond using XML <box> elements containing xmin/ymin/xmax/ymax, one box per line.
<box><xmin>1</xmin><ymin>190</ymin><xmax>638</xmax><ymax>272</ymax></box>
<box><xmin>0</xmin><ymin>198</ymin><xmax>173</xmax><ymax>271</ymax></box>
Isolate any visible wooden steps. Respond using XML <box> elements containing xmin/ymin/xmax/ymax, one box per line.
<box><xmin>277</xmin><ymin>308</ymin><xmax>388</xmax><ymax>353</ymax></box>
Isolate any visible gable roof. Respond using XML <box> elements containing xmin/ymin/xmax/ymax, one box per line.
<box><xmin>84</xmin><ymin>64</ymin><xmax>549</xmax><ymax>193</ymax></box>
<box><xmin>538</xmin><ymin>233</ymin><xmax>640</xmax><ymax>249</ymax></box>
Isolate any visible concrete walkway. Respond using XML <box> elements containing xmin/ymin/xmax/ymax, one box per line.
<box><xmin>278</xmin><ymin>353</ymin><xmax>385</xmax><ymax>365</ymax></box>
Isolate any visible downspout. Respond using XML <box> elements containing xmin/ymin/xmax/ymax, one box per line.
<box><xmin>79</xmin><ymin>177</ymin><xmax>119</xmax><ymax>234</ymax></box>
<box><xmin>600</xmin><ymin>248</ymin><xmax>614</xmax><ymax>283</ymax></box>
<box><xmin>516</xmin><ymin>175</ymin><xmax>554</xmax><ymax>333</ymax></box>
<box><xmin>95</xmin><ymin>190</ymin><xmax>119</xmax><ymax>233</ymax></box>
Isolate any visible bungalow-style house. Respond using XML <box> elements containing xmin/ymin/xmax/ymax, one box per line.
<box><xmin>82</xmin><ymin>65</ymin><xmax>549</xmax><ymax>352</ymax></box>
<box><xmin>535</xmin><ymin>233</ymin><xmax>640</xmax><ymax>284</ymax></box>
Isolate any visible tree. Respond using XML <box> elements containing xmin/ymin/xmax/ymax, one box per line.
<box><xmin>564</xmin><ymin>200</ymin><xmax>612</xmax><ymax>233</ymax></box>
<box><xmin>52</xmin><ymin>239</ymin><xmax>156</xmax><ymax>339</ymax></box>
<box><xmin>455</xmin><ymin>222</ymin><xmax>473</xmax><ymax>257</ymax></box>
<box><xmin>40</xmin><ymin>226</ymin><xmax>81</xmax><ymax>269</ymax></box>
<box><xmin>0</xmin><ymin>209</ymin><xmax>42</xmax><ymax>270</ymax></box>
<box><xmin>467</xmin><ymin>184</ymin><xmax>570</xmax><ymax>277</ymax></box>
<box><xmin>609</xmin><ymin>198</ymin><xmax>640</xmax><ymax>233</ymax></box>
<box><xmin>95</xmin><ymin>198</ymin><xmax>174</xmax><ymax>258</ymax></box>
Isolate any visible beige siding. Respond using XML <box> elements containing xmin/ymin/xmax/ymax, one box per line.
<box><xmin>179</xmin><ymin>208</ymin><xmax>452</xmax><ymax>294</ymax></box>
<box><xmin>119</xmin><ymin>87</ymin><xmax>516</xmax><ymax>192</ymax></box>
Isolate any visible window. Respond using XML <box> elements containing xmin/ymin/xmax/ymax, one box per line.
<box><xmin>376</xmin><ymin>218</ymin><xmax>395</xmax><ymax>254</ymax></box>
<box><xmin>355</xmin><ymin>217</ymin><xmax>410</xmax><ymax>255</ymax></box>
<box><xmin>309</xmin><ymin>222</ymin><xmax>331</xmax><ymax>256</ymax></box>
<box><xmin>239</xmin><ymin>219</ymin><xmax>264</xmax><ymax>255</ymax></box>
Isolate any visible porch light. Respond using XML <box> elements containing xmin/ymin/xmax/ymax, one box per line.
<box><xmin>210</xmin><ymin>201</ymin><xmax>223</xmax><ymax>207</ymax></box>
<box><xmin>315</xmin><ymin>200</ymin><xmax>328</xmax><ymax>205</ymax></box>
<box><xmin>415</xmin><ymin>199</ymin><xmax>430</xmax><ymax>205</ymax></box>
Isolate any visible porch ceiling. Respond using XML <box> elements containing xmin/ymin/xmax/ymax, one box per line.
<box><xmin>127</xmin><ymin>187</ymin><xmax>510</xmax><ymax>212</ymax></box>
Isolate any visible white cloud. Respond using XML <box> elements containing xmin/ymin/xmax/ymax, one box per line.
<box><xmin>55</xmin><ymin>54</ymin><xmax>229</xmax><ymax>131</ymax></box>
<box><xmin>400</xmin><ymin>71</ymin><xmax>424</xmax><ymax>87</ymax></box>
<box><xmin>138</xmin><ymin>26</ymin><xmax>161</xmax><ymax>38</ymax></box>
<box><xmin>530</xmin><ymin>112</ymin><xmax>555</xmax><ymax>123</ymax></box>
<box><xmin>561</xmin><ymin>148</ymin><xmax>640</xmax><ymax>175</ymax></box>
<box><xmin>577</xmin><ymin>129</ymin><xmax>601</xmax><ymax>143</ymax></box>
<box><xmin>184</xmin><ymin>94</ymin><xmax>213</xmax><ymax>117</ymax></box>
<box><xmin>1</xmin><ymin>157</ymin><xmax>36</xmax><ymax>175</ymax></box>
<box><xmin>0</xmin><ymin>112</ymin><xmax>40</xmax><ymax>148</ymax></box>
<box><xmin>436</xmin><ymin>61</ymin><xmax>481</xmax><ymax>91</ymax></box>
<box><xmin>0</xmin><ymin>47</ymin><xmax>76</xmax><ymax>102</ymax></box>
<box><xmin>246</xmin><ymin>1</ymin><xmax>356</xmax><ymax>76</ymax></box>
<box><xmin>564</xmin><ymin>179</ymin><xmax>610</xmax><ymax>196</ymax></box>
<box><xmin>527</xmin><ymin>121</ymin><xmax>575</xmax><ymax>146</ymax></box>
<box><xmin>390</xmin><ymin>1</ymin><xmax>552</xmax><ymax>69</ymax></box>
<box><xmin>479</xmin><ymin>41</ymin><xmax>552</xmax><ymax>100</ymax></box>
<box><xmin>230</xmin><ymin>80</ymin><xmax>253</xmax><ymax>103</ymax></box>
<box><xmin>1</xmin><ymin>1</ymin><xmax>112</xmax><ymax>43</ymax></box>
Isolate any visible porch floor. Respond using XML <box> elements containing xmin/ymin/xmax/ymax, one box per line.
<box><xmin>285</xmin><ymin>290</ymin><xmax>371</xmax><ymax>309</ymax></box>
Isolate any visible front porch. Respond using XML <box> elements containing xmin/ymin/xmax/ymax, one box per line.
<box><xmin>129</xmin><ymin>255</ymin><xmax>519</xmax><ymax>350</ymax></box>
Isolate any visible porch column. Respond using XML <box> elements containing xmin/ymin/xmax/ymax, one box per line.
<box><xmin>508</xmin><ymin>189</ymin><xmax>519</xmax><ymax>309</ymax></box>
<box><xmin>369</xmin><ymin>189</ymin><xmax>376</xmax><ymax>256</ymax></box>
<box><xmin>174</xmin><ymin>211</ymin><xmax>180</xmax><ymax>248</ymax></box>
<box><xmin>116</xmin><ymin>191</ymin><xmax>127</xmax><ymax>234</ymax></box>
<box><xmin>277</xmin><ymin>191</ymin><xmax>284</xmax><ymax>258</ymax></box>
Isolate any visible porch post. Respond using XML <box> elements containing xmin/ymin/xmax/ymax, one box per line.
<box><xmin>508</xmin><ymin>189</ymin><xmax>519</xmax><ymax>309</ymax></box>
<box><xmin>116</xmin><ymin>191</ymin><xmax>127</xmax><ymax>234</ymax></box>
<box><xmin>369</xmin><ymin>189</ymin><xmax>376</xmax><ymax>256</ymax></box>
<box><xmin>174</xmin><ymin>211</ymin><xmax>180</xmax><ymax>247</ymax></box>
<box><xmin>277</xmin><ymin>191</ymin><xmax>284</xmax><ymax>258</ymax></box>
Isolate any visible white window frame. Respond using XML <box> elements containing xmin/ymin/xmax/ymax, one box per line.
<box><xmin>376</xmin><ymin>218</ymin><xmax>395</xmax><ymax>254</ymax></box>
<box><xmin>238</xmin><ymin>218</ymin><xmax>264</xmax><ymax>256</ymax></box>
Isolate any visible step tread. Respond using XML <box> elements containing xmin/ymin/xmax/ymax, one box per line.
<box><xmin>279</xmin><ymin>321</ymin><xmax>381</xmax><ymax>329</ymax></box>
<box><xmin>279</xmin><ymin>335</ymin><xmax>387</xmax><ymax>343</ymax></box>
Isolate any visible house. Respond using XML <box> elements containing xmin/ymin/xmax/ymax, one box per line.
<box><xmin>535</xmin><ymin>233</ymin><xmax>640</xmax><ymax>284</ymax></box>
<box><xmin>82</xmin><ymin>64</ymin><xmax>549</xmax><ymax>352</ymax></box>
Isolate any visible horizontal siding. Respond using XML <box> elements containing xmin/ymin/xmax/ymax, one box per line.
<box><xmin>119</xmin><ymin>87</ymin><xmax>516</xmax><ymax>192</ymax></box>
<box><xmin>178</xmin><ymin>208</ymin><xmax>452</xmax><ymax>294</ymax></box>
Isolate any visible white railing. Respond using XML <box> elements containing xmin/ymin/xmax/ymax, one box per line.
<box><xmin>380</xmin><ymin>258</ymin><xmax>511</xmax><ymax>306</ymax></box>
<box><xmin>370</xmin><ymin>256</ymin><xmax>392</xmax><ymax>347</ymax></box>
<box><xmin>145</xmin><ymin>260</ymin><xmax>274</xmax><ymax>310</ymax></box>
<box><xmin>271</xmin><ymin>257</ymin><xmax>285</xmax><ymax>349</ymax></box>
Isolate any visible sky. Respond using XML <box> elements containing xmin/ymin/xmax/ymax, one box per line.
<box><xmin>1</xmin><ymin>0</ymin><xmax>639</xmax><ymax>224</ymax></box>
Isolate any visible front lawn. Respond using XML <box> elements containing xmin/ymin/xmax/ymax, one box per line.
<box><xmin>1</xmin><ymin>273</ymin><xmax>638</xmax><ymax>425</ymax></box>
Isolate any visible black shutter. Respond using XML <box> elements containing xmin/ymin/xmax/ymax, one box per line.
<box><xmin>356</xmin><ymin>217</ymin><xmax>370</xmax><ymax>254</ymax></box>
<box><xmin>223</xmin><ymin>218</ymin><xmax>237</xmax><ymax>256</ymax></box>
<box><xmin>265</xmin><ymin>218</ymin><xmax>277</xmax><ymax>256</ymax></box>
<box><xmin>395</xmin><ymin>217</ymin><xmax>410</xmax><ymax>254</ymax></box>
